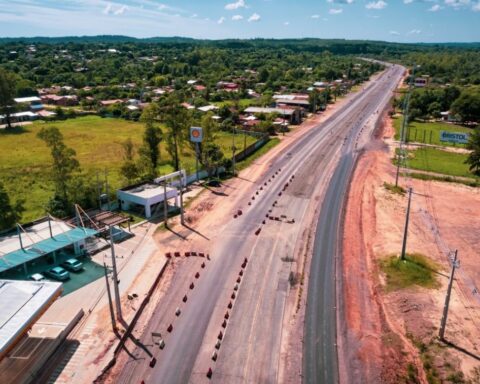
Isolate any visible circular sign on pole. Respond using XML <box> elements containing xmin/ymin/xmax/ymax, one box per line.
<box><xmin>190</xmin><ymin>127</ymin><xmax>203</xmax><ymax>143</ymax></box>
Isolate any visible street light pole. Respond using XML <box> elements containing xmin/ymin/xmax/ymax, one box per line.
<box><xmin>109</xmin><ymin>226</ymin><xmax>122</xmax><ymax>322</ymax></box>
<box><xmin>232</xmin><ymin>126</ymin><xmax>236</xmax><ymax>176</ymax></box>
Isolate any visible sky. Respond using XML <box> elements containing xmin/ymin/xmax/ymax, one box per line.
<box><xmin>0</xmin><ymin>0</ymin><xmax>479</xmax><ymax>43</ymax></box>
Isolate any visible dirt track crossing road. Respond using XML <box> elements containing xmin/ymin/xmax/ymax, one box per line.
<box><xmin>115</xmin><ymin>63</ymin><xmax>404</xmax><ymax>384</ymax></box>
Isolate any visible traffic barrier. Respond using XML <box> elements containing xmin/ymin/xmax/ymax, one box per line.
<box><xmin>262</xmin><ymin>220</ymin><xmax>266</xmax><ymax>225</ymax></box>
<box><xmin>236</xmin><ymin>277</ymin><xmax>241</xmax><ymax>283</ymax></box>
<box><xmin>234</xmin><ymin>214</ymin><xmax>237</xmax><ymax>219</ymax></box>
<box><xmin>159</xmin><ymin>339</ymin><xmax>165</xmax><ymax>350</ymax></box>
<box><xmin>195</xmin><ymin>272</ymin><xmax>200</xmax><ymax>279</ymax></box>
<box><xmin>199</xmin><ymin>252</ymin><xmax>205</xmax><ymax>257</ymax></box>
<box><xmin>265</xmin><ymin>214</ymin><xmax>269</xmax><ymax>218</ymax></box>
<box><xmin>264</xmin><ymin>182</ymin><xmax>267</xmax><ymax>186</ymax></box>
<box><xmin>228</xmin><ymin>301</ymin><xmax>233</xmax><ymax>309</ymax></box>
<box><xmin>237</xmin><ymin>210</ymin><xmax>242</xmax><ymax>216</ymax></box>
<box><xmin>212</xmin><ymin>351</ymin><xmax>218</xmax><ymax>361</ymax></box>
<box><xmin>256</xmin><ymin>191</ymin><xmax>259</xmax><ymax>195</ymax></box>
<box><xmin>255</xmin><ymin>228</ymin><xmax>261</xmax><ymax>236</ymax></box>
<box><xmin>207</xmin><ymin>367</ymin><xmax>213</xmax><ymax>378</ymax></box>
<box><xmin>244</xmin><ymin>258</ymin><xmax>248</xmax><ymax>263</ymax></box>
<box><xmin>191</xmin><ymin>252</ymin><xmax>197</xmax><ymax>256</ymax></box>
<box><xmin>165</xmin><ymin>252</ymin><xmax>172</xmax><ymax>258</ymax></box>
<box><xmin>222</xmin><ymin>319</ymin><xmax>227</xmax><ymax>328</ymax></box>
<box><xmin>174</xmin><ymin>252</ymin><xmax>181</xmax><ymax>257</ymax></box>
<box><xmin>225</xmin><ymin>311</ymin><xmax>229</xmax><ymax>319</ymax></box>
<box><xmin>234</xmin><ymin>284</ymin><xmax>239</xmax><ymax>291</ymax></box>
<box><xmin>183</xmin><ymin>295</ymin><xmax>188</xmax><ymax>302</ymax></box>
<box><xmin>260</xmin><ymin>186</ymin><xmax>263</xmax><ymax>190</ymax></box>
<box><xmin>175</xmin><ymin>307</ymin><xmax>181</xmax><ymax>316</ymax></box>
<box><xmin>231</xmin><ymin>292</ymin><xmax>236</xmax><ymax>299</ymax></box>
<box><xmin>239</xmin><ymin>270</ymin><xmax>243</xmax><ymax>276</ymax></box>
<box><xmin>150</xmin><ymin>358</ymin><xmax>157</xmax><ymax>367</ymax></box>
<box><xmin>185</xmin><ymin>252</ymin><xmax>191</xmax><ymax>257</ymax></box>
<box><xmin>241</xmin><ymin>262</ymin><xmax>246</xmax><ymax>268</ymax></box>
<box><xmin>278</xmin><ymin>192</ymin><xmax>282</xmax><ymax>196</ymax></box>
<box><xmin>248</xmin><ymin>202</ymin><xmax>251</xmax><ymax>206</ymax></box>
<box><xmin>252</xmin><ymin>196</ymin><xmax>255</xmax><ymax>200</ymax></box>
<box><xmin>218</xmin><ymin>331</ymin><xmax>223</xmax><ymax>340</ymax></box>
<box><xmin>201</xmin><ymin>262</ymin><xmax>206</xmax><ymax>268</ymax></box>
<box><xmin>167</xmin><ymin>324</ymin><xmax>173</xmax><ymax>332</ymax></box>
<box><xmin>190</xmin><ymin>282</ymin><xmax>195</xmax><ymax>289</ymax></box>
<box><xmin>215</xmin><ymin>340</ymin><xmax>221</xmax><ymax>349</ymax></box>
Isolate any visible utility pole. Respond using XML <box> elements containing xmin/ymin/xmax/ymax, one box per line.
<box><xmin>395</xmin><ymin>64</ymin><xmax>416</xmax><ymax>187</ymax></box>
<box><xmin>109</xmin><ymin>226</ymin><xmax>123</xmax><ymax>322</ymax></box>
<box><xmin>179</xmin><ymin>181</ymin><xmax>185</xmax><ymax>226</ymax></box>
<box><xmin>195</xmin><ymin>142</ymin><xmax>200</xmax><ymax>182</ymax></box>
<box><xmin>104</xmin><ymin>262</ymin><xmax>117</xmax><ymax>331</ymax></box>
<box><xmin>163</xmin><ymin>182</ymin><xmax>168</xmax><ymax>227</ymax></box>
<box><xmin>104</xmin><ymin>169</ymin><xmax>110</xmax><ymax>211</ymax></box>
<box><xmin>439</xmin><ymin>250</ymin><xmax>459</xmax><ymax>341</ymax></box>
<box><xmin>400</xmin><ymin>187</ymin><xmax>413</xmax><ymax>261</ymax></box>
<box><xmin>232</xmin><ymin>127</ymin><xmax>236</xmax><ymax>176</ymax></box>
<box><xmin>96</xmin><ymin>171</ymin><xmax>101</xmax><ymax>210</ymax></box>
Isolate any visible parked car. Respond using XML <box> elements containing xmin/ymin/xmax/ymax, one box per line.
<box><xmin>61</xmin><ymin>258</ymin><xmax>83</xmax><ymax>272</ymax></box>
<box><xmin>45</xmin><ymin>266</ymin><xmax>70</xmax><ymax>281</ymax></box>
<box><xmin>29</xmin><ymin>273</ymin><xmax>45</xmax><ymax>282</ymax></box>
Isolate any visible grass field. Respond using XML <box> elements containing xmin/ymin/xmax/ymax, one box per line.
<box><xmin>0</xmin><ymin>116</ymin><xmax>256</xmax><ymax>222</ymax></box>
<box><xmin>380</xmin><ymin>253</ymin><xmax>440</xmax><ymax>291</ymax></box>
<box><xmin>213</xmin><ymin>98</ymin><xmax>257</xmax><ymax>109</ymax></box>
<box><xmin>405</xmin><ymin>147</ymin><xmax>475</xmax><ymax>179</ymax></box>
<box><xmin>393</xmin><ymin>117</ymin><xmax>472</xmax><ymax>148</ymax></box>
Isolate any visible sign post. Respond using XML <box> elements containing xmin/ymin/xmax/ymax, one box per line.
<box><xmin>190</xmin><ymin>127</ymin><xmax>203</xmax><ymax>182</ymax></box>
<box><xmin>440</xmin><ymin>131</ymin><xmax>469</xmax><ymax>145</ymax></box>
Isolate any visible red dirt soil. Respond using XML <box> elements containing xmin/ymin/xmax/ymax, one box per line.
<box><xmin>341</xmin><ymin>114</ymin><xmax>480</xmax><ymax>383</ymax></box>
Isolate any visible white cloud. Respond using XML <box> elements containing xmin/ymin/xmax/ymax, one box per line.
<box><xmin>218</xmin><ymin>16</ymin><xmax>226</xmax><ymax>24</ymax></box>
<box><xmin>389</xmin><ymin>30</ymin><xmax>400</xmax><ymax>35</ymax></box>
<box><xmin>225</xmin><ymin>0</ymin><xmax>246</xmax><ymax>10</ymax></box>
<box><xmin>366</xmin><ymin>1</ymin><xmax>388</xmax><ymax>9</ymax></box>
<box><xmin>284</xmin><ymin>21</ymin><xmax>290</xmax><ymax>25</ymax></box>
<box><xmin>311</xmin><ymin>14</ymin><xmax>320</xmax><ymax>18</ymax></box>
<box><xmin>114</xmin><ymin>5</ymin><xmax>128</xmax><ymax>15</ymax></box>
<box><xmin>329</xmin><ymin>8</ymin><xmax>343</xmax><ymax>14</ymax></box>
<box><xmin>444</xmin><ymin>0</ymin><xmax>471</xmax><ymax>9</ymax></box>
<box><xmin>248</xmin><ymin>12</ymin><xmax>261</xmax><ymax>22</ymax></box>
<box><xmin>327</xmin><ymin>0</ymin><xmax>354</xmax><ymax>3</ymax></box>
<box><xmin>232</xmin><ymin>14</ymin><xmax>243</xmax><ymax>20</ymax></box>
<box><xmin>103</xmin><ymin>3</ymin><xmax>112</xmax><ymax>15</ymax></box>
<box><xmin>473</xmin><ymin>2</ymin><xmax>480</xmax><ymax>11</ymax></box>
<box><xmin>428</xmin><ymin>4</ymin><xmax>442</xmax><ymax>10</ymax></box>
<box><xmin>407</xmin><ymin>28</ymin><xmax>422</xmax><ymax>34</ymax></box>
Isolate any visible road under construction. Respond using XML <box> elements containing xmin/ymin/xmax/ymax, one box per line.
<box><xmin>111</xmin><ymin>63</ymin><xmax>405</xmax><ymax>384</ymax></box>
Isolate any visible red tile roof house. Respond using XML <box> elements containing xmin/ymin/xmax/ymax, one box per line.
<box><xmin>99</xmin><ymin>99</ymin><xmax>125</xmax><ymax>107</ymax></box>
<box><xmin>41</xmin><ymin>94</ymin><xmax>78</xmax><ymax>106</ymax></box>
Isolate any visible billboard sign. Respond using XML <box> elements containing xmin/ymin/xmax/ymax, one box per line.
<box><xmin>190</xmin><ymin>127</ymin><xmax>203</xmax><ymax>143</ymax></box>
<box><xmin>440</xmin><ymin>131</ymin><xmax>469</xmax><ymax>144</ymax></box>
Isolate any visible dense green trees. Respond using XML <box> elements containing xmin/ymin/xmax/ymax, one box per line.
<box><xmin>37</xmin><ymin>126</ymin><xmax>80</xmax><ymax>216</ymax></box>
<box><xmin>466</xmin><ymin>128</ymin><xmax>480</xmax><ymax>177</ymax></box>
<box><xmin>139</xmin><ymin>104</ymin><xmax>163</xmax><ymax>177</ymax></box>
<box><xmin>451</xmin><ymin>87</ymin><xmax>480</xmax><ymax>123</ymax></box>
<box><xmin>0</xmin><ymin>182</ymin><xmax>24</xmax><ymax>231</ymax></box>
<box><xmin>0</xmin><ymin>68</ymin><xmax>16</xmax><ymax>129</ymax></box>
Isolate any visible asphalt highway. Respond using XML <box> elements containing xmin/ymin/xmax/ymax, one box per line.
<box><xmin>117</xmin><ymin>63</ymin><xmax>404</xmax><ymax>384</ymax></box>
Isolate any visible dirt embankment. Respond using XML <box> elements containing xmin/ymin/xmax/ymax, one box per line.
<box><xmin>341</xmin><ymin>115</ymin><xmax>480</xmax><ymax>383</ymax></box>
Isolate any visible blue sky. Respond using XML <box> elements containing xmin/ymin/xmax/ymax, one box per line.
<box><xmin>0</xmin><ymin>0</ymin><xmax>478</xmax><ymax>42</ymax></box>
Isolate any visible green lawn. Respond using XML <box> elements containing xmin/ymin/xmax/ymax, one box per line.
<box><xmin>0</xmin><ymin>116</ymin><xmax>256</xmax><ymax>221</ymax></box>
<box><xmin>406</xmin><ymin>147</ymin><xmax>475</xmax><ymax>179</ymax></box>
<box><xmin>213</xmin><ymin>98</ymin><xmax>257</xmax><ymax>109</ymax></box>
<box><xmin>380</xmin><ymin>253</ymin><xmax>440</xmax><ymax>291</ymax></box>
<box><xmin>393</xmin><ymin>117</ymin><xmax>472</xmax><ymax>148</ymax></box>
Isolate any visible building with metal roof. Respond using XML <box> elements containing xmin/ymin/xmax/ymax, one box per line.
<box><xmin>0</xmin><ymin>279</ymin><xmax>62</xmax><ymax>360</ymax></box>
<box><xmin>0</xmin><ymin>217</ymin><xmax>98</xmax><ymax>276</ymax></box>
